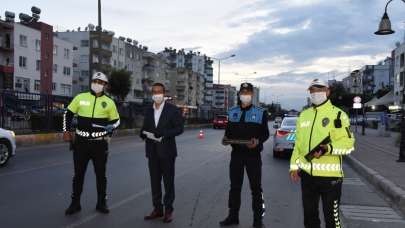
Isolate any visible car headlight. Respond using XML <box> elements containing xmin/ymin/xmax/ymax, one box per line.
<box><xmin>8</xmin><ymin>130</ymin><xmax>15</xmax><ymax>138</ymax></box>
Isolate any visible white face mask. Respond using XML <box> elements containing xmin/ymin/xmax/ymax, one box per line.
<box><xmin>310</xmin><ymin>92</ymin><xmax>327</xmax><ymax>106</ymax></box>
<box><xmin>91</xmin><ymin>83</ymin><xmax>104</xmax><ymax>94</ymax></box>
<box><xmin>240</xmin><ymin>95</ymin><xmax>252</xmax><ymax>105</ymax></box>
<box><xmin>152</xmin><ymin>94</ymin><xmax>164</xmax><ymax>104</ymax></box>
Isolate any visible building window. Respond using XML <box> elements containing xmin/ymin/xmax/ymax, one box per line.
<box><xmin>64</xmin><ymin>48</ymin><xmax>70</xmax><ymax>59</ymax></box>
<box><xmin>401</xmin><ymin>54</ymin><xmax>405</xmax><ymax>68</ymax></box>
<box><xmin>35</xmin><ymin>39</ymin><xmax>41</xmax><ymax>51</ymax></box>
<box><xmin>81</xmin><ymin>85</ymin><xmax>88</xmax><ymax>91</ymax></box>
<box><xmin>61</xmin><ymin>84</ymin><xmax>72</xmax><ymax>96</ymax></box>
<box><xmin>119</xmin><ymin>48</ymin><xmax>123</xmax><ymax>56</ymax></box>
<box><xmin>80</xmin><ymin>55</ymin><xmax>89</xmax><ymax>63</ymax></box>
<box><xmin>113</xmin><ymin>45</ymin><xmax>117</xmax><ymax>53</ymax></box>
<box><xmin>52</xmin><ymin>83</ymin><xmax>57</xmax><ymax>91</ymax></box>
<box><xmin>34</xmin><ymin>80</ymin><xmax>40</xmax><ymax>91</ymax></box>
<box><xmin>19</xmin><ymin>35</ymin><xmax>27</xmax><ymax>47</ymax></box>
<box><xmin>53</xmin><ymin>45</ymin><xmax>58</xmax><ymax>55</ymax></box>
<box><xmin>63</xmin><ymin>67</ymin><xmax>71</xmax><ymax>76</ymax></box>
<box><xmin>81</xmin><ymin>40</ymin><xmax>89</xmax><ymax>47</ymax></box>
<box><xmin>19</xmin><ymin>56</ymin><xmax>27</xmax><ymax>68</ymax></box>
<box><xmin>93</xmin><ymin>40</ymin><xmax>99</xmax><ymax>48</ymax></box>
<box><xmin>81</xmin><ymin>70</ymin><xmax>89</xmax><ymax>77</ymax></box>
<box><xmin>36</xmin><ymin>60</ymin><xmax>41</xmax><ymax>71</ymax></box>
<box><xmin>53</xmin><ymin>64</ymin><xmax>58</xmax><ymax>73</ymax></box>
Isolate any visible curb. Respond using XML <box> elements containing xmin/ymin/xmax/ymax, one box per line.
<box><xmin>15</xmin><ymin>124</ymin><xmax>212</xmax><ymax>147</ymax></box>
<box><xmin>345</xmin><ymin>155</ymin><xmax>405</xmax><ymax>215</ymax></box>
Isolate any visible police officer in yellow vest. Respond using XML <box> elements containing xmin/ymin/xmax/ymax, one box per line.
<box><xmin>290</xmin><ymin>79</ymin><xmax>355</xmax><ymax>228</ymax></box>
<box><xmin>63</xmin><ymin>72</ymin><xmax>120</xmax><ymax>215</ymax></box>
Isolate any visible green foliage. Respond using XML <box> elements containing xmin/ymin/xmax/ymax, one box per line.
<box><xmin>108</xmin><ymin>69</ymin><xmax>132</xmax><ymax>101</ymax></box>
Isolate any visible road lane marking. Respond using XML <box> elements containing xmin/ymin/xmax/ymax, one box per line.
<box><xmin>64</xmin><ymin>151</ymin><xmax>227</xmax><ymax>228</ymax></box>
<box><xmin>341</xmin><ymin>205</ymin><xmax>405</xmax><ymax>223</ymax></box>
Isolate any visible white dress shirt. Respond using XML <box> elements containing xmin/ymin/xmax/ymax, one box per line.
<box><xmin>153</xmin><ymin>101</ymin><xmax>165</xmax><ymax>128</ymax></box>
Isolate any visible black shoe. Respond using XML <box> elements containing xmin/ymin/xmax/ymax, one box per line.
<box><xmin>65</xmin><ymin>202</ymin><xmax>81</xmax><ymax>215</ymax></box>
<box><xmin>219</xmin><ymin>216</ymin><xmax>239</xmax><ymax>226</ymax></box>
<box><xmin>253</xmin><ymin>219</ymin><xmax>264</xmax><ymax>228</ymax></box>
<box><xmin>96</xmin><ymin>203</ymin><xmax>110</xmax><ymax>214</ymax></box>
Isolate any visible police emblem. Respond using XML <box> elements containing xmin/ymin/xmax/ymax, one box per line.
<box><xmin>101</xmin><ymin>101</ymin><xmax>107</xmax><ymax>108</ymax></box>
<box><xmin>322</xmin><ymin>117</ymin><xmax>330</xmax><ymax>127</ymax></box>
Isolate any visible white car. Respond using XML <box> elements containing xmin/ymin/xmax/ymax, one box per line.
<box><xmin>0</xmin><ymin>128</ymin><xmax>16</xmax><ymax>167</ymax></box>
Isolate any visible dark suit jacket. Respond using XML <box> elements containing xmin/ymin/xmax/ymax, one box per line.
<box><xmin>140</xmin><ymin>102</ymin><xmax>184</xmax><ymax>158</ymax></box>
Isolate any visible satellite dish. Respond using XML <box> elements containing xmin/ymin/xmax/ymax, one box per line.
<box><xmin>133</xmin><ymin>40</ymin><xmax>138</xmax><ymax>46</ymax></box>
<box><xmin>119</xmin><ymin>36</ymin><xmax>125</xmax><ymax>41</ymax></box>
<box><xmin>126</xmin><ymin>38</ymin><xmax>132</xmax><ymax>43</ymax></box>
<box><xmin>88</xmin><ymin>24</ymin><xmax>95</xmax><ymax>31</ymax></box>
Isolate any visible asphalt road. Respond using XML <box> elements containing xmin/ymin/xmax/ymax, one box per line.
<box><xmin>1</xmin><ymin>127</ymin><xmax>404</xmax><ymax>228</ymax></box>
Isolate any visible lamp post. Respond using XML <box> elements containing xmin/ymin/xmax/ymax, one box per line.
<box><xmin>212</xmin><ymin>54</ymin><xmax>236</xmax><ymax>84</ymax></box>
<box><xmin>374</xmin><ymin>0</ymin><xmax>405</xmax><ymax>162</ymax></box>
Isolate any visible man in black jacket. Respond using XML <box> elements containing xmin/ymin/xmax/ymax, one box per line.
<box><xmin>220</xmin><ymin>82</ymin><xmax>270</xmax><ymax>228</ymax></box>
<box><xmin>140</xmin><ymin>83</ymin><xmax>184</xmax><ymax>223</ymax></box>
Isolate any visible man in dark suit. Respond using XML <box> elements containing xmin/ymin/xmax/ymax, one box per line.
<box><xmin>140</xmin><ymin>83</ymin><xmax>184</xmax><ymax>223</ymax></box>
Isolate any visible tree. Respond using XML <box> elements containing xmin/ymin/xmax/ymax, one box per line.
<box><xmin>108</xmin><ymin>69</ymin><xmax>132</xmax><ymax>102</ymax></box>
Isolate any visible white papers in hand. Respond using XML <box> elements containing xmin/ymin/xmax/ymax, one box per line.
<box><xmin>142</xmin><ymin>131</ymin><xmax>162</xmax><ymax>142</ymax></box>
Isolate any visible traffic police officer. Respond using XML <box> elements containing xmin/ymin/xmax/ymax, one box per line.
<box><xmin>63</xmin><ymin>72</ymin><xmax>120</xmax><ymax>215</ymax></box>
<box><xmin>290</xmin><ymin>79</ymin><xmax>355</xmax><ymax>228</ymax></box>
<box><xmin>220</xmin><ymin>82</ymin><xmax>269</xmax><ymax>228</ymax></box>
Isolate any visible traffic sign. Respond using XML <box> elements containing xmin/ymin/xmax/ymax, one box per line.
<box><xmin>353</xmin><ymin>96</ymin><xmax>361</xmax><ymax>103</ymax></box>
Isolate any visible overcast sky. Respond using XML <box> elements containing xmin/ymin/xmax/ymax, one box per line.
<box><xmin>2</xmin><ymin>0</ymin><xmax>405</xmax><ymax>109</ymax></box>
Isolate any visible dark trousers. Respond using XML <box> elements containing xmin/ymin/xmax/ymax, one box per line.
<box><xmin>301</xmin><ymin>171</ymin><xmax>343</xmax><ymax>228</ymax></box>
<box><xmin>148</xmin><ymin>155</ymin><xmax>176</xmax><ymax>211</ymax></box>
<box><xmin>71</xmin><ymin>139</ymin><xmax>108</xmax><ymax>204</ymax></box>
<box><xmin>228</xmin><ymin>152</ymin><xmax>264</xmax><ymax>218</ymax></box>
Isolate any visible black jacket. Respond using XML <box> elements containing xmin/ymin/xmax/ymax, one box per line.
<box><xmin>225</xmin><ymin>104</ymin><xmax>270</xmax><ymax>154</ymax></box>
<box><xmin>140</xmin><ymin>102</ymin><xmax>184</xmax><ymax>158</ymax></box>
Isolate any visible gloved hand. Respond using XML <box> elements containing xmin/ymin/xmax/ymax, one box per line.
<box><xmin>105</xmin><ymin>124</ymin><xmax>115</xmax><ymax>135</ymax></box>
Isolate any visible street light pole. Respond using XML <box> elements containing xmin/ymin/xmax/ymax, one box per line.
<box><xmin>212</xmin><ymin>54</ymin><xmax>236</xmax><ymax>84</ymax></box>
<box><xmin>374</xmin><ymin>0</ymin><xmax>405</xmax><ymax>162</ymax></box>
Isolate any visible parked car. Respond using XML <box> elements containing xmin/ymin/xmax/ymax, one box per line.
<box><xmin>275</xmin><ymin>116</ymin><xmax>283</xmax><ymax>125</ymax></box>
<box><xmin>0</xmin><ymin>128</ymin><xmax>16</xmax><ymax>167</ymax></box>
<box><xmin>213</xmin><ymin>115</ymin><xmax>228</xmax><ymax>129</ymax></box>
<box><xmin>273</xmin><ymin>117</ymin><xmax>297</xmax><ymax>158</ymax></box>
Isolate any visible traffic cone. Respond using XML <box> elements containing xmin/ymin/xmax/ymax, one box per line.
<box><xmin>198</xmin><ymin>129</ymin><xmax>205</xmax><ymax>139</ymax></box>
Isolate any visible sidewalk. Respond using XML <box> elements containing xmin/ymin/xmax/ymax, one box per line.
<box><xmin>346</xmin><ymin>128</ymin><xmax>405</xmax><ymax>215</ymax></box>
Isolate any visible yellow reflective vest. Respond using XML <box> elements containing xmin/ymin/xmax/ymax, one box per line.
<box><xmin>290</xmin><ymin>100</ymin><xmax>355</xmax><ymax>177</ymax></box>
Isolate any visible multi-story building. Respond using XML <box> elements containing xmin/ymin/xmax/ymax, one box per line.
<box><xmin>0</xmin><ymin>11</ymin><xmax>74</xmax><ymax>96</ymax></box>
<box><xmin>393</xmin><ymin>41</ymin><xmax>405</xmax><ymax>106</ymax></box>
<box><xmin>359</xmin><ymin>63</ymin><xmax>391</xmax><ymax>95</ymax></box>
<box><xmin>342</xmin><ymin>70</ymin><xmax>362</xmax><ymax>94</ymax></box>
<box><xmin>0</xmin><ymin>14</ymin><xmax>14</xmax><ymax>90</ymax></box>
<box><xmin>56</xmin><ymin>24</ymin><xmax>113</xmax><ymax>96</ymax></box>
<box><xmin>252</xmin><ymin>86</ymin><xmax>260</xmax><ymax>106</ymax></box>
<box><xmin>212</xmin><ymin>84</ymin><xmax>237</xmax><ymax>114</ymax></box>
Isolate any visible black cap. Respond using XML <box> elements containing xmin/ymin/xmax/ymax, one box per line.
<box><xmin>240</xmin><ymin>82</ymin><xmax>253</xmax><ymax>92</ymax></box>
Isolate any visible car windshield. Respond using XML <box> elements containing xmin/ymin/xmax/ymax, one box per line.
<box><xmin>281</xmin><ymin>118</ymin><xmax>297</xmax><ymax>127</ymax></box>
<box><xmin>216</xmin><ymin>116</ymin><xmax>227</xmax><ymax>120</ymax></box>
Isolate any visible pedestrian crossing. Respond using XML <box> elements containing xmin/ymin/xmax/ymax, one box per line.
<box><xmin>341</xmin><ymin>205</ymin><xmax>405</xmax><ymax>223</ymax></box>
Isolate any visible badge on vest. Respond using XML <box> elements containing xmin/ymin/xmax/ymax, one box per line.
<box><xmin>101</xmin><ymin>101</ymin><xmax>107</xmax><ymax>109</ymax></box>
<box><xmin>322</xmin><ymin>118</ymin><xmax>330</xmax><ymax>127</ymax></box>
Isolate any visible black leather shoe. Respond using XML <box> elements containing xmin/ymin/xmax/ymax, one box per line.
<box><xmin>219</xmin><ymin>216</ymin><xmax>239</xmax><ymax>226</ymax></box>
<box><xmin>144</xmin><ymin>209</ymin><xmax>164</xmax><ymax>220</ymax></box>
<box><xmin>253</xmin><ymin>219</ymin><xmax>264</xmax><ymax>228</ymax></box>
<box><xmin>65</xmin><ymin>202</ymin><xmax>81</xmax><ymax>215</ymax></box>
<box><xmin>96</xmin><ymin>203</ymin><xmax>110</xmax><ymax>214</ymax></box>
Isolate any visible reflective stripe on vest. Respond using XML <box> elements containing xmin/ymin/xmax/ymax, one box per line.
<box><xmin>332</xmin><ymin>147</ymin><xmax>354</xmax><ymax>155</ymax></box>
<box><xmin>76</xmin><ymin>129</ymin><xmax>107</xmax><ymax>138</ymax></box>
<box><xmin>295</xmin><ymin>159</ymin><xmax>342</xmax><ymax>172</ymax></box>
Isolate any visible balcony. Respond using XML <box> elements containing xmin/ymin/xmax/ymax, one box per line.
<box><xmin>0</xmin><ymin>65</ymin><xmax>13</xmax><ymax>73</ymax></box>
